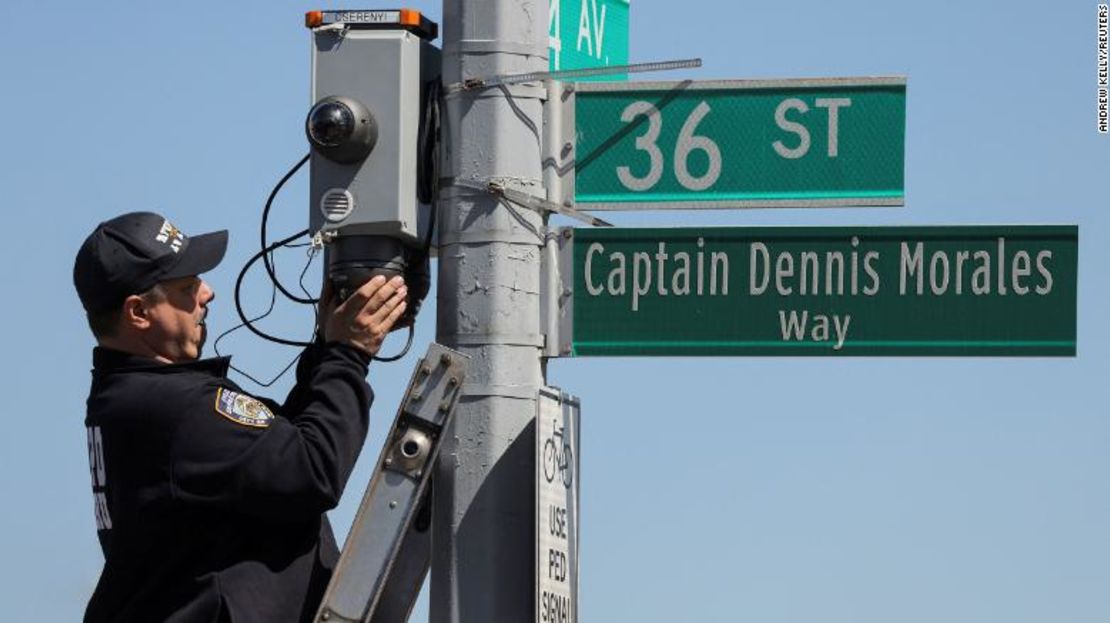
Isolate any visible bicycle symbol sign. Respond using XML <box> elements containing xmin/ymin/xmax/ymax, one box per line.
<box><xmin>542</xmin><ymin>418</ymin><xmax>574</xmax><ymax>488</ymax></box>
<box><xmin>536</xmin><ymin>388</ymin><xmax>580</xmax><ymax>623</ymax></box>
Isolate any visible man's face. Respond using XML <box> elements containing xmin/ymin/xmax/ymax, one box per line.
<box><xmin>143</xmin><ymin>276</ymin><xmax>214</xmax><ymax>363</ymax></box>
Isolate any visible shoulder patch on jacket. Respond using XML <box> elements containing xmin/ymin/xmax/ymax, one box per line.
<box><xmin>214</xmin><ymin>388</ymin><xmax>274</xmax><ymax>428</ymax></box>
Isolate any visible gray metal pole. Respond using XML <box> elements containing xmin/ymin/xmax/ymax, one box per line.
<box><xmin>433</xmin><ymin>0</ymin><xmax>547</xmax><ymax>621</ymax></box>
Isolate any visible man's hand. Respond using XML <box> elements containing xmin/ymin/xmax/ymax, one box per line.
<box><xmin>322</xmin><ymin>275</ymin><xmax>408</xmax><ymax>357</ymax></box>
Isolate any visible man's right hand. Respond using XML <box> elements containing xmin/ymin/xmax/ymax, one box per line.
<box><xmin>322</xmin><ymin>275</ymin><xmax>408</xmax><ymax>357</ymax></box>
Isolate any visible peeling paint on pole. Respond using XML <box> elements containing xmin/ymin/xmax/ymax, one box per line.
<box><xmin>434</xmin><ymin>0</ymin><xmax>549</xmax><ymax>621</ymax></box>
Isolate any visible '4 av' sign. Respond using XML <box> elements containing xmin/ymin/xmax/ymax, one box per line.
<box><xmin>568</xmin><ymin>77</ymin><xmax>906</xmax><ymax>208</ymax></box>
<box><xmin>548</xmin><ymin>0</ymin><xmax>629</xmax><ymax>74</ymax></box>
<box><xmin>558</xmin><ymin>226</ymin><xmax>1077</xmax><ymax>356</ymax></box>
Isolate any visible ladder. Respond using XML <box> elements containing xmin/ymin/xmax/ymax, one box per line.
<box><xmin>315</xmin><ymin>343</ymin><xmax>468</xmax><ymax>623</ymax></box>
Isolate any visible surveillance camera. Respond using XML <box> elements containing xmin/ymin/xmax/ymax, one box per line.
<box><xmin>306</xmin><ymin>96</ymin><xmax>378</xmax><ymax>164</ymax></box>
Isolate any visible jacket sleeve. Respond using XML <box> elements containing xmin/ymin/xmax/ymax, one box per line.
<box><xmin>278</xmin><ymin>337</ymin><xmax>332</xmax><ymax>420</ymax></box>
<box><xmin>168</xmin><ymin>342</ymin><xmax>374</xmax><ymax>521</ymax></box>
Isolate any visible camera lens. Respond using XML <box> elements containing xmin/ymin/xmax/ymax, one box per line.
<box><xmin>305</xmin><ymin>96</ymin><xmax>377</xmax><ymax>164</ymax></box>
<box><xmin>307</xmin><ymin>101</ymin><xmax>355</xmax><ymax>148</ymax></box>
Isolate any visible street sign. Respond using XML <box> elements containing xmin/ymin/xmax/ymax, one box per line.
<box><xmin>555</xmin><ymin>226</ymin><xmax>1077</xmax><ymax>356</ymax></box>
<box><xmin>548</xmin><ymin>0</ymin><xmax>629</xmax><ymax>75</ymax></box>
<box><xmin>568</xmin><ymin>77</ymin><xmax>907</xmax><ymax>209</ymax></box>
<box><xmin>536</xmin><ymin>388</ymin><xmax>580</xmax><ymax>623</ymax></box>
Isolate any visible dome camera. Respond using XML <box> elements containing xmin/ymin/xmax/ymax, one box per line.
<box><xmin>306</xmin><ymin>96</ymin><xmax>378</xmax><ymax>164</ymax></box>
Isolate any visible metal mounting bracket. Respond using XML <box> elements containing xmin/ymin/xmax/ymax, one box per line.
<box><xmin>445</xmin><ymin>57</ymin><xmax>702</xmax><ymax>93</ymax></box>
<box><xmin>451</xmin><ymin>177</ymin><xmax>613</xmax><ymax>227</ymax></box>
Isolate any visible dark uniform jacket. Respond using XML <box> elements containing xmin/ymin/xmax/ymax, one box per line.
<box><xmin>82</xmin><ymin>341</ymin><xmax>373</xmax><ymax>623</ymax></box>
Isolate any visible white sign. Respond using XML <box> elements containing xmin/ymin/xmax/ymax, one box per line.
<box><xmin>537</xmin><ymin>388</ymin><xmax>580</xmax><ymax>623</ymax></box>
<box><xmin>337</xmin><ymin>11</ymin><xmax>399</xmax><ymax>23</ymax></box>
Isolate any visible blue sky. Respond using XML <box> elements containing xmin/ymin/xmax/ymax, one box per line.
<box><xmin>1</xmin><ymin>1</ymin><xmax>1106</xmax><ymax>621</ymax></box>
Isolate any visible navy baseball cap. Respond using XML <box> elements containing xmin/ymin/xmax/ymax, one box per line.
<box><xmin>74</xmin><ymin>212</ymin><xmax>228</xmax><ymax>313</ymax></box>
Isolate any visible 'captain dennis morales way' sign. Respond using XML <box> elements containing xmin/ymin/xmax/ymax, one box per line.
<box><xmin>563</xmin><ymin>226</ymin><xmax>1077</xmax><ymax>356</ymax></box>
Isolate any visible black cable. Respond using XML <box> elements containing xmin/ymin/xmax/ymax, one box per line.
<box><xmin>228</xmin><ymin>347</ymin><xmax>301</xmax><ymax>388</ymax></box>
<box><xmin>262</xmin><ymin>154</ymin><xmax>317</xmax><ymax>305</ymax></box>
<box><xmin>418</xmin><ymin>79</ymin><xmax>442</xmax><ymax>252</ymax></box>
<box><xmin>299</xmin><ymin>246</ymin><xmax>321</xmax><ymax>332</ymax></box>
<box><xmin>224</xmin><ymin>153</ymin><xmax>318</xmax><ymax>349</ymax></box>
<box><xmin>235</xmin><ymin>229</ymin><xmax>317</xmax><ymax>347</ymax></box>
<box><xmin>417</xmin><ymin>79</ymin><xmax>441</xmax><ymax>209</ymax></box>
<box><xmin>232</xmin><ymin>229</ymin><xmax>415</xmax><ymax>365</ymax></box>
<box><xmin>213</xmin><ymin>261</ymin><xmax>279</xmax><ymax>367</ymax></box>
<box><xmin>236</xmin><ymin>226</ymin><xmax>414</xmax><ymax>360</ymax></box>
<box><xmin>375</xmin><ymin>325</ymin><xmax>415</xmax><ymax>362</ymax></box>
<box><xmin>363</xmin><ymin>79</ymin><xmax>441</xmax><ymax>365</ymax></box>
<box><xmin>215</xmin><ymin>237</ymin><xmax>318</xmax><ymax>386</ymax></box>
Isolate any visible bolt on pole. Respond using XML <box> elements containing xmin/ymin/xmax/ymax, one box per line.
<box><xmin>433</xmin><ymin>0</ymin><xmax>548</xmax><ymax>621</ymax></box>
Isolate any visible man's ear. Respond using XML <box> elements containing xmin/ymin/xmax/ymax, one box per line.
<box><xmin>120</xmin><ymin>294</ymin><xmax>152</xmax><ymax>331</ymax></box>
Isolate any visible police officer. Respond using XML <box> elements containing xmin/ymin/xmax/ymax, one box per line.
<box><xmin>74</xmin><ymin>211</ymin><xmax>408</xmax><ymax>622</ymax></box>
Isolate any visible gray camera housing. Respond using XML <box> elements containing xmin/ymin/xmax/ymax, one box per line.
<box><xmin>309</xmin><ymin>26</ymin><xmax>440</xmax><ymax>244</ymax></box>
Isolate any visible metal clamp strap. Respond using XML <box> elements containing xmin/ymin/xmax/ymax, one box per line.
<box><xmin>442</xmin><ymin>332</ymin><xmax>545</xmax><ymax>347</ymax></box>
<box><xmin>446</xmin><ymin>57</ymin><xmax>703</xmax><ymax>93</ymax></box>
<box><xmin>436</xmin><ymin>180</ymin><xmax>547</xmax><ymax>246</ymax></box>
<box><xmin>443</xmin><ymin>83</ymin><xmax>546</xmax><ymax>100</ymax></box>
<box><xmin>444</xmin><ymin>39</ymin><xmax>549</xmax><ymax>57</ymax></box>
<box><xmin>437</xmin><ymin>230</ymin><xmax>544</xmax><ymax>246</ymax></box>
<box><xmin>451</xmin><ymin>178</ymin><xmax>612</xmax><ymax>227</ymax></box>
<box><xmin>439</xmin><ymin>179</ymin><xmax>542</xmax><ymax>197</ymax></box>
<box><xmin>460</xmin><ymin>383</ymin><xmax>539</xmax><ymax>399</ymax></box>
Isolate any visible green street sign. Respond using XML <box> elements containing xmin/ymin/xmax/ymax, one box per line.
<box><xmin>559</xmin><ymin>226</ymin><xmax>1077</xmax><ymax>356</ymax></box>
<box><xmin>548</xmin><ymin>0</ymin><xmax>629</xmax><ymax>76</ymax></box>
<box><xmin>569</xmin><ymin>78</ymin><xmax>906</xmax><ymax>208</ymax></box>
